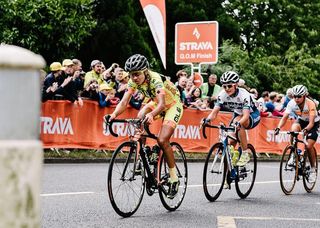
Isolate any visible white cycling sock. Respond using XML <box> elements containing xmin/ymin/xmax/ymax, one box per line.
<box><xmin>169</xmin><ymin>168</ymin><xmax>178</xmax><ymax>181</ymax></box>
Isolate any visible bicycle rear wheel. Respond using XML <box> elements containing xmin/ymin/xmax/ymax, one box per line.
<box><xmin>107</xmin><ymin>141</ymin><xmax>145</xmax><ymax>217</ymax></box>
<box><xmin>203</xmin><ymin>143</ymin><xmax>226</xmax><ymax>202</ymax></box>
<box><xmin>279</xmin><ymin>145</ymin><xmax>298</xmax><ymax>195</ymax></box>
<box><xmin>303</xmin><ymin>149</ymin><xmax>318</xmax><ymax>192</ymax></box>
<box><xmin>235</xmin><ymin>144</ymin><xmax>257</xmax><ymax>199</ymax></box>
<box><xmin>159</xmin><ymin>142</ymin><xmax>188</xmax><ymax>211</ymax></box>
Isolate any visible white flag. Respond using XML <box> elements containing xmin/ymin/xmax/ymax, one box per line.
<box><xmin>140</xmin><ymin>0</ymin><xmax>166</xmax><ymax>69</ymax></box>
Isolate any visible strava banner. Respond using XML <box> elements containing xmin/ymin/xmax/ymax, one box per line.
<box><xmin>40</xmin><ymin>101</ymin><xmax>320</xmax><ymax>154</ymax></box>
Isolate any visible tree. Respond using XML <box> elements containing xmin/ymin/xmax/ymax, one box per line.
<box><xmin>0</xmin><ymin>0</ymin><xmax>96</xmax><ymax>64</ymax></box>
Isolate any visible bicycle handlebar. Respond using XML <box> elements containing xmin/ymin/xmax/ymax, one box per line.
<box><xmin>278</xmin><ymin>131</ymin><xmax>308</xmax><ymax>145</ymax></box>
<box><xmin>200</xmin><ymin>118</ymin><xmax>236</xmax><ymax>139</ymax></box>
<box><xmin>104</xmin><ymin>115</ymin><xmax>157</xmax><ymax>139</ymax></box>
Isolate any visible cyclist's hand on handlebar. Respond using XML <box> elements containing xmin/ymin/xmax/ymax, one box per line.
<box><xmin>200</xmin><ymin>118</ymin><xmax>210</xmax><ymax>129</ymax></box>
<box><xmin>302</xmin><ymin>128</ymin><xmax>308</xmax><ymax>136</ymax></box>
<box><xmin>109</xmin><ymin>113</ymin><xmax>116</xmax><ymax>122</ymax></box>
<box><xmin>274</xmin><ymin>127</ymin><xmax>280</xmax><ymax>135</ymax></box>
<box><xmin>234</xmin><ymin>121</ymin><xmax>241</xmax><ymax>131</ymax></box>
<box><xmin>143</xmin><ymin>113</ymin><xmax>154</xmax><ymax>124</ymax></box>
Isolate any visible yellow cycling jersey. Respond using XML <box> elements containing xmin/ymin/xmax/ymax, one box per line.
<box><xmin>127</xmin><ymin>70</ymin><xmax>181</xmax><ymax>109</ymax></box>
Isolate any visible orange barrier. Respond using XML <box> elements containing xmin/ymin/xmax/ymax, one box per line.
<box><xmin>41</xmin><ymin>100</ymin><xmax>320</xmax><ymax>154</ymax></box>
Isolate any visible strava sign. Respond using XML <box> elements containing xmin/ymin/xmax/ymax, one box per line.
<box><xmin>175</xmin><ymin>21</ymin><xmax>219</xmax><ymax>64</ymax></box>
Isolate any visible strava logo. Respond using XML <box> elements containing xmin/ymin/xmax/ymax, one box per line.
<box><xmin>40</xmin><ymin>117</ymin><xmax>74</xmax><ymax>135</ymax></box>
<box><xmin>193</xmin><ymin>28</ymin><xmax>200</xmax><ymax>40</ymax></box>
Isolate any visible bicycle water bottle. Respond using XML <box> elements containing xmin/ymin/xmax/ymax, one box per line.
<box><xmin>297</xmin><ymin>149</ymin><xmax>302</xmax><ymax>156</ymax></box>
<box><xmin>143</xmin><ymin>146</ymin><xmax>152</xmax><ymax>160</ymax></box>
<box><xmin>297</xmin><ymin>149</ymin><xmax>303</xmax><ymax>169</ymax></box>
<box><xmin>150</xmin><ymin>145</ymin><xmax>160</xmax><ymax>164</ymax></box>
<box><xmin>230</xmin><ymin>145</ymin><xmax>239</xmax><ymax>166</ymax></box>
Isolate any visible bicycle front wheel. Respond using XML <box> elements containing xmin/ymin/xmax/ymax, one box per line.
<box><xmin>203</xmin><ymin>143</ymin><xmax>226</xmax><ymax>202</ymax></box>
<box><xmin>107</xmin><ymin>141</ymin><xmax>145</xmax><ymax>217</ymax></box>
<box><xmin>159</xmin><ymin>142</ymin><xmax>188</xmax><ymax>211</ymax></box>
<box><xmin>279</xmin><ymin>145</ymin><xmax>298</xmax><ymax>195</ymax></box>
<box><xmin>303</xmin><ymin>149</ymin><xmax>318</xmax><ymax>192</ymax></box>
<box><xmin>235</xmin><ymin>144</ymin><xmax>257</xmax><ymax>199</ymax></box>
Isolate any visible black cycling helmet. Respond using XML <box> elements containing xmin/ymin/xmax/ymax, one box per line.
<box><xmin>220</xmin><ymin>71</ymin><xmax>240</xmax><ymax>84</ymax></box>
<box><xmin>292</xmin><ymin>85</ymin><xmax>308</xmax><ymax>96</ymax></box>
<box><xmin>124</xmin><ymin>54</ymin><xmax>149</xmax><ymax>72</ymax></box>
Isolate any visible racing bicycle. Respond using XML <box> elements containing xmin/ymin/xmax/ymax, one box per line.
<box><xmin>104</xmin><ymin>115</ymin><xmax>188</xmax><ymax>217</ymax></box>
<box><xmin>201</xmin><ymin>120</ymin><xmax>257</xmax><ymax>201</ymax></box>
<box><xmin>279</xmin><ymin>131</ymin><xmax>318</xmax><ymax>194</ymax></box>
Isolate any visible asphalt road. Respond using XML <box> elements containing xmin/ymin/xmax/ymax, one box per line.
<box><xmin>41</xmin><ymin>162</ymin><xmax>320</xmax><ymax>228</ymax></box>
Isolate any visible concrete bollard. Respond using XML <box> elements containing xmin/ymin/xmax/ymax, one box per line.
<box><xmin>0</xmin><ymin>45</ymin><xmax>45</xmax><ymax>227</ymax></box>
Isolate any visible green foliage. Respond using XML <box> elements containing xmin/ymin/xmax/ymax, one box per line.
<box><xmin>0</xmin><ymin>0</ymin><xmax>96</xmax><ymax>63</ymax></box>
<box><xmin>1</xmin><ymin>0</ymin><xmax>319</xmax><ymax>99</ymax></box>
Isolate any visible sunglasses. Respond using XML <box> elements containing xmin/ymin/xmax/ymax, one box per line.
<box><xmin>222</xmin><ymin>84</ymin><xmax>234</xmax><ymax>89</ymax></box>
<box><xmin>293</xmin><ymin>95</ymin><xmax>302</xmax><ymax>99</ymax></box>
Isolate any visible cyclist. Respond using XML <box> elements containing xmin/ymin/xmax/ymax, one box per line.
<box><xmin>204</xmin><ymin>71</ymin><xmax>261</xmax><ymax>167</ymax></box>
<box><xmin>108</xmin><ymin>54</ymin><xmax>183</xmax><ymax>198</ymax></box>
<box><xmin>274</xmin><ymin>85</ymin><xmax>319</xmax><ymax>183</ymax></box>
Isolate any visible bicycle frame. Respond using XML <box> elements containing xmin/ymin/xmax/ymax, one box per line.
<box><xmin>279</xmin><ymin>131</ymin><xmax>308</xmax><ymax>156</ymax></box>
<box><xmin>106</xmin><ymin>117</ymin><xmax>171</xmax><ymax>195</ymax></box>
<box><xmin>203</xmin><ymin>122</ymin><xmax>239</xmax><ymax>177</ymax></box>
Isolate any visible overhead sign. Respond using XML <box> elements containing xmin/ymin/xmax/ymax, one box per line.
<box><xmin>175</xmin><ymin>21</ymin><xmax>218</xmax><ymax>65</ymax></box>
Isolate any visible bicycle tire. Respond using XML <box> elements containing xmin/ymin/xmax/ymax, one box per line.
<box><xmin>203</xmin><ymin>143</ymin><xmax>226</xmax><ymax>202</ymax></box>
<box><xmin>235</xmin><ymin>144</ymin><xmax>257</xmax><ymax>199</ymax></box>
<box><xmin>279</xmin><ymin>145</ymin><xmax>298</xmax><ymax>195</ymax></box>
<box><xmin>303</xmin><ymin>148</ymin><xmax>318</xmax><ymax>192</ymax></box>
<box><xmin>159</xmin><ymin>142</ymin><xmax>188</xmax><ymax>211</ymax></box>
<box><xmin>107</xmin><ymin>141</ymin><xmax>145</xmax><ymax>217</ymax></box>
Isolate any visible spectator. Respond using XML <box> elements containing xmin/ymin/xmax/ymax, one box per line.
<box><xmin>249</xmin><ymin>88</ymin><xmax>259</xmax><ymax>100</ymax></box>
<box><xmin>114</xmin><ymin>67</ymin><xmax>129</xmax><ymax>99</ymax></box>
<box><xmin>84</xmin><ymin>60</ymin><xmax>104</xmax><ymax>88</ymax></box>
<box><xmin>103</xmin><ymin>63</ymin><xmax>119</xmax><ymax>86</ymax></box>
<box><xmin>275</xmin><ymin>93</ymin><xmax>285</xmax><ymax>111</ymax></box>
<box><xmin>98</xmin><ymin>84</ymin><xmax>118</xmax><ymax>107</ymax></box>
<box><xmin>186</xmin><ymin>87</ymin><xmax>207</xmax><ymax>110</ymax></box>
<box><xmin>176</xmin><ymin>76</ymin><xmax>187</xmax><ymax>103</ymax></box>
<box><xmin>80</xmin><ymin>79</ymin><xmax>99</xmax><ymax>101</ymax></box>
<box><xmin>201</xmin><ymin>74</ymin><xmax>221</xmax><ymax>108</ymax></box>
<box><xmin>282</xmin><ymin>88</ymin><xmax>293</xmax><ymax>109</ymax></box>
<box><xmin>42</xmin><ymin>62</ymin><xmax>83</xmax><ymax>106</ymax></box>
<box><xmin>72</xmin><ymin>58</ymin><xmax>85</xmax><ymax>94</ymax></box>
<box><xmin>175</xmin><ymin>69</ymin><xmax>188</xmax><ymax>85</ymax></box>
<box><xmin>265</xmin><ymin>91</ymin><xmax>283</xmax><ymax>117</ymax></box>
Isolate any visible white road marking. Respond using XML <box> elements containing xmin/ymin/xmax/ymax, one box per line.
<box><xmin>41</xmin><ymin>191</ymin><xmax>95</xmax><ymax>197</ymax></box>
<box><xmin>217</xmin><ymin>216</ymin><xmax>236</xmax><ymax>228</ymax></box>
<box><xmin>217</xmin><ymin>215</ymin><xmax>320</xmax><ymax>228</ymax></box>
<box><xmin>188</xmin><ymin>180</ymin><xmax>285</xmax><ymax>188</ymax></box>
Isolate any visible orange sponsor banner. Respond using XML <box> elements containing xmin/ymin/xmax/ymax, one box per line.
<box><xmin>175</xmin><ymin>21</ymin><xmax>219</xmax><ymax>64</ymax></box>
<box><xmin>41</xmin><ymin>101</ymin><xmax>320</xmax><ymax>154</ymax></box>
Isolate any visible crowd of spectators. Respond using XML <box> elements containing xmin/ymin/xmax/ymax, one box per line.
<box><xmin>41</xmin><ymin>59</ymin><xmax>144</xmax><ymax>109</ymax></box>
<box><xmin>41</xmin><ymin>59</ymin><xmax>319</xmax><ymax>118</ymax></box>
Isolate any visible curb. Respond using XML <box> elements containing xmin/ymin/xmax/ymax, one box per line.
<box><xmin>44</xmin><ymin>158</ymin><xmax>281</xmax><ymax>164</ymax></box>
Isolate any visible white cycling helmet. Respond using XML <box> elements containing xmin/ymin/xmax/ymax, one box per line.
<box><xmin>124</xmin><ymin>54</ymin><xmax>149</xmax><ymax>72</ymax></box>
<box><xmin>220</xmin><ymin>71</ymin><xmax>240</xmax><ymax>84</ymax></box>
<box><xmin>292</xmin><ymin>85</ymin><xmax>308</xmax><ymax>96</ymax></box>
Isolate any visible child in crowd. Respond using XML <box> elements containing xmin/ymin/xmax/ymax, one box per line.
<box><xmin>98</xmin><ymin>84</ymin><xmax>119</xmax><ymax>107</ymax></box>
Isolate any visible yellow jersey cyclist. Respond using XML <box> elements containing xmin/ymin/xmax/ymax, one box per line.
<box><xmin>204</xmin><ymin>71</ymin><xmax>261</xmax><ymax>167</ymax></box>
<box><xmin>109</xmin><ymin>54</ymin><xmax>183</xmax><ymax>198</ymax></box>
<box><xmin>274</xmin><ymin>85</ymin><xmax>319</xmax><ymax>183</ymax></box>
